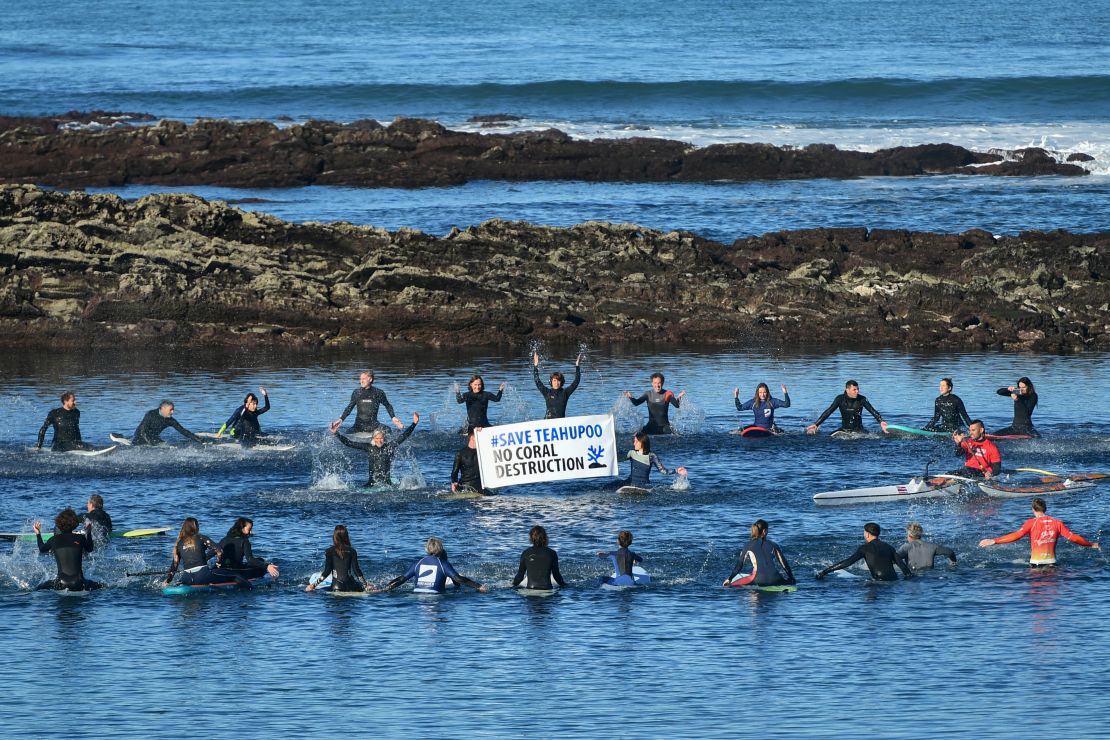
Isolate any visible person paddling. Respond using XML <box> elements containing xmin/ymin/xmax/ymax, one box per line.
<box><xmin>952</xmin><ymin>420</ymin><xmax>1001</xmax><ymax>479</ymax></box>
<box><xmin>126</xmin><ymin>400</ymin><xmax>205</xmax><ymax>446</ymax></box>
<box><xmin>816</xmin><ymin>522</ymin><xmax>911</xmax><ymax>581</ymax></box>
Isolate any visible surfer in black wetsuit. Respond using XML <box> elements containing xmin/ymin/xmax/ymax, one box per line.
<box><xmin>816</xmin><ymin>522</ymin><xmax>912</xmax><ymax>581</ymax></box>
<box><xmin>724</xmin><ymin>519</ymin><xmax>795</xmax><ymax>587</ymax></box>
<box><xmin>533</xmin><ymin>352</ymin><xmax>582</xmax><ymax>419</ymax></box>
<box><xmin>924</xmin><ymin>377</ymin><xmax>973</xmax><ymax>432</ymax></box>
<box><xmin>33</xmin><ymin>508</ymin><xmax>101</xmax><ymax>591</ymax></box>
<box><xmin>806</xmin><ymin>380</ymin><xmax>888</xmax><ymax>435</ymax></box>
<box><xmin>993</xmin><ymin>376</ymin><xmax>1039</xmax><ymax>437</ymax></box>
<box><xmin>329</xmin><ymin>370</ymin><xmax>403</xmax><ymax>435</ymax></box>
<box><xmin>512</xmin><ymin>525</ymin><xmax>567</xmax><ymax>590</ymax></box>
<box><xmin>217</xmin><ymin>387</ymin><xmax>270</xmax><ymax>447</ymax></box>
<box><xmin>164</xmin><ymin>517</ymin><xmax>225</xmax><ymax>587</ymax></box>
<box><xmin>128</xmin><ymin>401</ymin><xmax>205</xmax><ymax>446</ymax></box>
<box><xmin>335</xmin><ymin>412</ymin><xmax>419</xmax><ymax>486</ymax></box>
<box><xmin>451</xmin><ymin>428</ymin><xmax>487</xmax><ymax>494</ymax></box>
<box><xmin>216</xmin><ymin>517</ymin><xmax>280</xmax><ymax>580</ymax></box>
<box><xmin>456</xmin><ymin>375</ymin><xmax>505</xmax><ymax>429</ymax></box>
<box><xmin>624</xmin><ymin>372</ymin><xmax>686</xmax><ymax>435</ymax></box>
<box><xmin>82</xmin><ymin>494</ymin><xmax>113</xmax><ymax>541</ymax></box>
<box><xmin>306</xmin><ymin>525</ymin><xmax>371</xmax><ymax>593</ymax></box>
<box><xmin>36</xmin><ymin>391</ymin><xmax>92</xmax><ymax>452</ymax></box>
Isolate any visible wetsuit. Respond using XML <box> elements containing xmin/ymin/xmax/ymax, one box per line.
<box><xmin>83</xmin><ymin>508</ymin><xmax>113</xmax><ymax>538</ymax></box>
<box><xmin>817</xmin><ymin>539</ymin><xmax>912</xmax><ymax>581</ymax></box>
<box><xmin>736</xmin><ymin>393</ymin><xmax>791</xmax><ymax>431</ymax></box>
<box><xmin>599</xmin><ymin>546</ymin><xmax>643</xmax><ymax>586</ymax></box>
<box><xmin>623</xmin><ymin>450</ymin><xmax>675</xmax><ymax>487</ymax></box>
<box><xmin>336</xmin><ymin>423</ymin><xmax>416</xmax><ymax>486</ymax></box>
<box><xmin>727</xmin><ymin>537</ymin><xmax>796</xmax><ymax>586</ymax></box>
<box><xmin>994</xmin><ymin>388</ymin><xmax>1039</xmax><ymax>437</ymax></box>
<box><xmin>897</xmin><ymin>539</ymin><xmax>957</xmax><ymax>570</ymax></box>
<box><xmin>132</xmin><ymin>409</ymin><xmax>203</xmax><ymax>446</ymax></box>
<box><xmin>339</xmin><ymin>386</ymin><xmax>397</xmax><ymax>433</ymax></box>
<box><xmin>37</xmin><ymin>407</ymin><xmax>88</xmax><ymax>452</ymax></box>
<box><xmin>451</xmin><ymin>445</ymin><xmax>485</xmax><ymax>493</ymax></box>
<box><xmin>512</xmin><ymin>545</ymin><xmax>567</xmax><ymax>590</ymax></box>
<box><xmin>814</xmin><ymin>393</ymin><xmax>884</xmax><ymax>433</ymax></box>
<box><xmin>630</xmin><ymin>389</ymin><xmax>680</xmax><ymax>435</ymax></box>
<box><xmin>316</xmin><ymin>546</ymin><xmax>367</xmax><ymax>592</ymax></box>
<box><xmin>456</xmin><ymin>389</ymin><xmax>503</xmax><ymax>429</ymax></box>
<box><xmin>924</xmin><ymin>393</ymin><xmax>972</xmax><ymax>432</ymax></box>
<box><xmin>953</xmin><ymin>436</ymin><xmax>1001</xmax><ymax>478</ymax></box>
<box><xmin>36</xmin><ymin>529</ymin><xmax>100</xmax><ymax>591</ymax></box>
<box><xmin>387</xmin><ymin>555</ymin><xmax>480</xmax><ymax>594</ymax></box>
<box><xmin>219</xmin><ymin>394</ymin><xmax>270</xmax><ymax>447</ymax></box>
<box><xmin>992</xmin><ymin>515</ymin><xmax>1095</xmax><ymax>565</ymax></box>
<box><xmin>216</xmin><ymin>533</ymin><xmax>269</xmax><ymax>579</ymax></box>
<box><xmin>534</xmin><ymin>366</ymin><xmax>581</xmax><ymax>419</ymax></box>
<box><xmin>166</xmin><ymin>534</ymin><xmax>222</xmax><ymax>586</ymax></box>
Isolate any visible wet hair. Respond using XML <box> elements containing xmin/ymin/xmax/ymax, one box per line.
<box><xmin>60</xmin><ymin>391</ymin><xmax>75</xmax><ymax>404</ymax></box>
<box><xmin>618</xmin><ymin>530</ymin><xmax>633</xmax><ymax>547</ymax></box>
<box><xmin>1017</xmin><ymin>376</ymin><xmax>1035</xmax><ymax>394</ymax></box>
<box><xmin>361</xmin><ymin>370</ymin><xmax>375</xmax><ymax>381</ymax></box>
<box><xmin>425</xmin><ymin>536</ymin><xmax>446</xmax><ymax>557</ymax></box>
<box><xmin>864</xmin><ymin>522</ymin><xmax>881</xmax><ymax>537</ymax></box>
<box><xmin>244</xmin><ymin>393</ymin><xmax>258</xmax><ymax>405</ymax></box>
<box><xmin>906</xmin><ymin>522</ymin><xmax>924</xmax><ymax>540</ymax></box>
<box><xmin>226</xmin><ymin>517</ymin><xmax>253</xmax><ymax>538</ymax></box>
<box><xmin>1032</xmin><ymin>498</ymin><xmax>1047</xmax><ymax>513</ymax></box>
<box><xmin>529</xmin><ymin>525</ymin><xmax>548</xmax><ymax>547</ymax></box>
<box><xmin>940</xmin><ymin>378</ymin><xmax>953</xmax><ymax>390</ymax></box>
<box><xmin>752</xmin><ymin>382</ymin><xmax>771</xmax><ymax>409</ymax></box>
<box><xmin>88</xmin><ymin>494</ymin><xmax>104</xmax><ymax>510</ymax></box>
<box><xmin>550</xmin><ymin>371</ymin><xmax>565</xmax><ymax>385</ymax></box>
<box><xmin>175</xmin><ymin>517</ymin><xmax>200</xmax><ymax>552</ymax></box>
<box><xmin>634</xmin><ymin>432</ymin><xmax>651</xmax><ymax>454</ymax></box>
<box><xmin>650</xmin><ymin>372</ymin><xmax>665</xmax><ymax>383</ymax></box>
<box><xmin>333</xmin><ymin>525</ymin><xmax>352</xmax><ymax>558</ymax></box>
<box><xmin>845</xmin><ymin>380</ymin><xmax>859</xmax><ymax>390</ymax></box>
<box><xmin>55</xmin><ymin>507</ymin><xmax>79</xmax><ymax>533</ymax></box>
<box><xmin>750</xmin><ymin>519</ymin><xmax>769</xmax><ymax>540</ymax></box>
<box><xmin>468</xmin><ymin>374</ymin><xmax>485</xmax><ymax>392</ymax></box>
<box><xmin>159</xmin><ymin>399</ymin><xmax>174</xmax><ymax>410</ymax></box>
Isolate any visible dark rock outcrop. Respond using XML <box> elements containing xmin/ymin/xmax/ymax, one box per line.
<box><xmin>1</xmin><ymin>185</ymin><xmax>1106</xmax><ymax>353</ymax></box>
<box><xmin>0</xmin><ymin>115</ymin><xmax>1088</xmax><ymax>189</ymax></box>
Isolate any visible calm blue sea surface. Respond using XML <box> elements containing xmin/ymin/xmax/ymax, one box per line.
<box><xmin>1</xmin><ymin>348</ymin><xmax>1108</xmax><ymax>737</ymax></box>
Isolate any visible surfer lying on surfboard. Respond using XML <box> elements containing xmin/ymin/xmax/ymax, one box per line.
<box><xmin>724</xmin><ymin>519</ymin><xmax>795</xmax><ymax>588</ymax></box>
<box><xmin>734</xmin><ymin>383</ymin><xmax>790</xmax><ymax>434</ymax></box>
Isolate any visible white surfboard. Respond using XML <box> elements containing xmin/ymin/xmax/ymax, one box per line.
<box><xmin>813</xmin><ymin>477</ymin><xmax>962</xmax><ymax>505</ymax></box>
<box><xmin>64</xmin><ymin>445</ymin><xmax>118</xmax><ymax>457</ymax></box>
<box><xmin>600</xmin><ymin>564</ymin><xmax>651</xmax><ymax>590</ymax></box>
<box><xmin>616</xmin><ymin>485</ymin><xmax>650</xmax><ymax>495</ymax></box>
<box><xmin>109</xmin><ymin>433</ymin><xmax>133</xmax><ymax>446</ymax></box>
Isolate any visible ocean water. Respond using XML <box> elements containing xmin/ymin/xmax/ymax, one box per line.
<box><xmin>1</xmin><ymin>347</ymin><xmax>1108</xmax><ymax>737</ymax></box>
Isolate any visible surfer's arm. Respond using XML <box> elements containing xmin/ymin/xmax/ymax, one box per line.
<box><xmin>988</xmin><ymin>520</ymin><xmax>1034</xmax><ymax>546</ymax></box>
<box><xmin>566</xmin><ymin>365</ymin><xmax>581</xmax><ymax>395</ymax></box>
<box><xmin>532</xmin><ymin>366</ymin><xmax>547</xmax><ymax>393</ymax></box>
<box><xmin>1059</xmin><ymin>523</ymin><xmax>1095</xmax><ymax>548</ymax></box>
<box><xmin>36</xmin><ymin>411</ymin><xmax>54</xmax><ymax>448</ymax></box>
<box><xmin>936</xmin><ymin>545</ymin><xmax>957</xmax><ymax>564</ymax></box>
<box><xmin>862</xmin><ymin>398</ymin><xmax>883</xmax><ymax>423</ymax></box>
<box><xmin>379</xmin><ymin>390</ymin><xmax>397</xmax><ymax>420</ymax></box>
<box><xmin>551</xmin><ymin>551</ymin><xmax>567</xmax><ymax>587</ymax></box>
<box><xmin>736</xmin><ymin>398</ymin><xmax>753</xmax><ymax>412</ymax></box>
<box><xmin>813</xmin><ymin>397</ymin><xmax>841</xmax><ymax>427</ymax></box>
<box><xmin>775</xmin><ymin>545</ymin><xmax>796</xmax><ymax>584</ymax></box>
<box><xmin>395</xmin><ymin>423</ymin><xmax>416</xmax><ymax>446</ymax></box>
<box><xmin>956</xmin><ymin>398</ymin><xmax>972</xmax><ymax>427</ymax></box>
<box><xmin>490</xmin><ymin>389</ymin><xmax>503</xmax><ymax>403</ymax></box>
<box><xmin>726</xmin><ymin>548</ymin><xmax>750</xmax><ymax>581</ymax></box>
<box><xmin>512</xmin><ymin>553</ymin><xmax>527</xmax><ymax>587</ymax></box>
<box><xmin>817</xmin><ymin>547</ymin><xmax>863</xmax><ymax>578</ymax></box>
<box><xmin>257</xmin><ymin>393</ymin><xmax>270</xmax><ymax>416</ymax></box>
<box><xmin>777</xmin><ymin>393</ymin><xmax>791</xmax><ymax>409</ymax></box>
<box><xmin>629</xmin><ymin>393</ymin><xmax>648</xmax><ymax>406</ymax></box>
<box><xmin>339</xmin><ymin>390</ymin><xmax>359</xmax><ymax>421</ymax></box>
<box><xmin>649</xmin><ymin>452</ymin><xmax>672</xmax><ymax>475</ymax></box>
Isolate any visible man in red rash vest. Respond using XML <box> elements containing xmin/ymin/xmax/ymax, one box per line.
<box><xmin>952</xmin><ymin>420</ymin><xmax>1001</xmax><ymax>479</ymax></box>
<box><xmin>979</xmin><ymin>497</ymin><xmax>1100</xmax><ymax>565</ymax></box>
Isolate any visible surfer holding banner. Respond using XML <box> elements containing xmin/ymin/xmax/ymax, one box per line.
<box><xmin>624</xmin><ymin>373</ymin><xmax>685</xmax><ymax>435</ymax></box>
<box><xmin>451</xmin><ymin>428</ymin><xmax>488</xmax><ymax>495</ymax></box>
<box><xmin>533</xmin><ymin>352</ymin><xmax>582</xmax><ymax>419</ymax></box>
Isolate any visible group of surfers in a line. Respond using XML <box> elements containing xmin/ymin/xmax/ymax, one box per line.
<box><xmin>29</xmin><ymin>495</ymin><xmax>1096</xmax><ymax>593</ymax></box>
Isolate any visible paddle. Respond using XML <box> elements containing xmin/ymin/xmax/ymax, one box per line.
<box><xmin>126</xmin><ymin>569</ymin><xmax>171</xmax><ymax>577</ymax></box>
<box><xmin>1016</xmin><ymin>467</ymin><xmax>1060</xmax><ymax>477</ymax></box>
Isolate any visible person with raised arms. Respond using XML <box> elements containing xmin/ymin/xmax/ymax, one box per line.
<box><xmin>32</xmin><ymin>508</ymin><xmax>100</xmax><ymax>591</ymax></box>
<box><xmin>724</xmin><ymin>519</ymin><xmax>796</xmax><ymax>587</ymax></box>
<box><xmin>382</xmin><ymin>536</ymin><xmax>488</xmax><ymax>594</ymax></box>
<box><xmin>617</xmin><ymin>432</ymin><xmax>687</xmax><ymax>489</ymax></box>
<box><xmin>951</xmin><ymin>420</ymin><xmax>1001</xmax><ymax>479</ymax></box>
<box><xmin>125</xmin><ymin>400</ymin><xmax>205</xmax><ymax>446</ymax></box>
<box><xmin>36</xmin><ymin>391</ymin><xmax>93</xmax><ymax>452</ymax></box>
<box><xmin>329</xmin><ymin>370</ymin><xmax>403</xmax><ymax>435</ymax></box>
<box><xmin>897</xmin><ymin>522</ymin><xmax>957</xmax><ymax>571</ymax></box>
<box><xmin>815</xmin><ymin>522</ymin><xmax>912</xmax><ymax>581</ymax></box>
<box><xmin>163</xmin><ymin>517</ymin><xmax>226</xmax><ymax>587</ymax></box>
<box><xmin>334</xmin><ymin>412</ymin><xmax>419</xmax><ymax>487</ymax></box>
<box><xmin>451</xmin><ymin>428</ymin><xmax>488</xmax><ymax>495</ymax></box>
<box><xmin>533</xmin><ymin>352</ymin><xmax>582</xmax><ymax>419</ymax></box>
<box><xmin>512</xmin><ymin>525</ymin><xmax>567</xmax><ymax>591</ymax></box>
<box><xmin>993</xmin><ymin>376</ymin><xmax>1039</xmax><ymax>437</ymax></box>
<box><xmin>979</xmin><ymin>498</ymin><xmax>1099</xmax><ymax>566</ymax></box>
<box><xmin>216</xmin><ymin>517</ymin><xmax>280</xmax><ymax>580</ymax></box>
<box><xmin>624</xmin><ymin>372</ymin><xmax>686</xmax><ymax>435</ymax></box>
<box><xmin>456</xmin><ymin>374</ymin><xmax>505</xmax><ymax>430</ymax></box>
<box><xmin>806</xmin><ymin>380</ymin><xmax>888</xmax><ymax>436</ymax></box>
<box><xmin>217</xmin><ymin>387</ymin><xmax>271</xmax><ymax>447</ymax></box>
<box><xmin>923</xmin><ymin>377</ymin><xmax>972</xmax><ymax>432</ymax></box>
<box><xmin>734</xmin><ymin>382</ymin><xmax>790</xmax><ymax>433</ymax></box>
<box><xmin>305</xmin><ymin>525</ymin><xmax>372</xmax><ymax>593</ymax></box>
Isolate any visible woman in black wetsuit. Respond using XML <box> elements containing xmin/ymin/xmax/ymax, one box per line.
<box><xmin>456</xmin><ymin>375</ymin><xmax>505</xmax><ymax>430</ymax></box>
<box><xmin>217</xmin><ymin>387</ymin><xmax>271</xmax><ymax>447</ymax></box>
<box><xmin>217</xmin><ymin>517</ymin><xmax>280</xmax><ymax>580</ymax></box>
<box><xmin>33</xmin><ymin>508</ymin><xmax>101</xmax><ymax>591</ymax></box>
<box><xmin>993</xmin><ymin>376</ymin><xmax>1039</xmax><ymax>437</ymax></box>
<box><xmin>163</xmin><ymin>517</ymin><xmax>224</xmax><ymax>587</ymax></box>
<box><xmin>724</xmin><ymin>519</ymin><xmax>795</xmax><ymax>587</ymax></box>
<box><xmin>305</xmin><ymin>525</ymin><xmax>371</xmax><ymax>593</ymax></box>
<box><xmin>512</xmin><ymin>525</ymin><xmax>567</xmax><ymax>590</ymax></box>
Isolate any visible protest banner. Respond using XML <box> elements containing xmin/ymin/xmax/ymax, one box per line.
<box><xmin>475</xmin><ymin>414</ymin><xmax>617</xmax><ymax>488</ymax></box>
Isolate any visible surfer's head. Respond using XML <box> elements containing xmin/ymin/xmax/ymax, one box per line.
<box><xmin>425</xmin><ymin>536</ymin><xmax>446</xmax><ymax>557</ymax></box>
<box><xmin>55</xmin><ymin>507</ymin><xmax>80</xmax><ymax>533</ymax></box>
<box><xmin>1032</xmin><ymin>498</ymin><xmax>1047</xmax><ymax>513</ymax></box>
<box><xmin>751</xmin><ymin>519</ymin><xmax>769</xmax><ymax>540</ymax></box>
<box><xmin>618</xmin><ymin>530</ymin><xmax>633</xmax><ymax>547</ymax></box>
<box><xmin>529</xmin><ymin>525</ymin><xmax>548</xmax><ymax>547</ymax></box>
<box><xmin>61</xmin><ymin>391</ymin><xmax>76</xmax><ymax>409</ymax></box>
<box><xmin>650</xmin><ymin>373</ymin><xmax>664</xmax><ymax>392</ymax></box>
<box><xmin>864</xmin><ymin>522</ymin><xmax>881</xmax><ymax>540</ymax></box>
<box><xmin>939</xmin><ymin>378</ymin><xmax>953</xmax><ymax>394</ymax></box>
<box><xmin>550</xmin><ymin>371</ymin><xmax>565</xmax><ymax>389</ymax></box>
<box><xmin>469</xmin><ymin>375</ymin><xmax>485</xmax><ymax>393</ymax></box>
<box><xmin>845</xmin><ymin>380</ymin><xmax>859</xmax><ymax>398</ymax></box>
<box><xmin>333</xmin><ymin>525</ymin><xmax>352</xmax><ymax>557</ymax></box>
<box><xmin>1016</xmin><ymin>377</ymin><xmax>1034</xmax><ymax>395</ymax></box>
<box><xmin>906</xmin><ymin>522</ymin><xmax>924</xmax><ymax>540</ymax></box>
<box><xmin>227</xmin><ymin>517</ymin><xmax>254</xmax><ymax>538</ymax></box>
<box><xmin>633</xmin><ymin>432</ymin><xmax>650</xmax><ymax>454</ymax></box>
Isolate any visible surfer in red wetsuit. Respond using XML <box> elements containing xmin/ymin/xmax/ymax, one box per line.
<box><xmin>951</xmin><ymin>420</ymin><xmax>1001</xmax><ymax>479</ymax></box>
<box><xmin>979</xmin><ymin>498</ymin><xmax>1100</xmax><ymax>565</ymax></box>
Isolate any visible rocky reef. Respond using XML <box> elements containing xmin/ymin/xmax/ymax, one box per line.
<box><xmin>0</xmin><ymin>184</ymin><xmax>1105</xmax><ymax>353</ymax></box>
<box><xmin>0</xmin><ymin>113</ymin><xmax>1089</xmax><ymax>189</ymax></box>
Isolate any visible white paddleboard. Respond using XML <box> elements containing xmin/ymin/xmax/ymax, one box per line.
<box><xmin>616</xmin><ymin>485</ymin><xmax>650</xmax><ymax>495</ymax></box>
<box><xmin>813</xmin><ymin>477</ymin><xmax>962</xmax><ymax>505</ymax></box>
<box><xmin>211</xmin><ymin>442</ymin><xmax>296</xmax><ymax>452</ymax></box>
<box><xmin>109</xmin><ymin>433</ymin><xmax>132</xmax><ymax>446</ymax></box>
